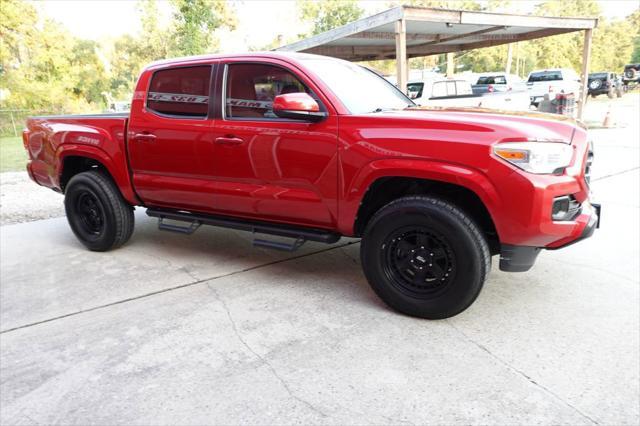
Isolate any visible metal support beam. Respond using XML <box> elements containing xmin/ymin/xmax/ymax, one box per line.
<box><xmin>395</xmin><ymin>19</ymin><xmax>408</xmax><ymax>94</ymax></box>
<box><xmin>412</xmin><ymin>25</ymin><xmax>506</xmax><ymax>49</ymax></box>
<box><xmin>578</xmin><ymin>29</ymin><xmax>593</xmax><ymax>120</ymax></box>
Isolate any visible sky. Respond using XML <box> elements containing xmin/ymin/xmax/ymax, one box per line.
<box><xmin>35</xmin><ymin>0</ymin><xmax>640</xmax><ymax>51</ymax></box>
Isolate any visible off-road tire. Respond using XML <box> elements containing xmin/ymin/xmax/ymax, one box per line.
<box><xmin>64</xmin><ymin>171</ymin><xmax>134</xmax><ymax>251</ymax></box>
<box><xmin>360</xmin><ymin>196</ymin><xmax>491</xmax><ymax>319</ymax></box>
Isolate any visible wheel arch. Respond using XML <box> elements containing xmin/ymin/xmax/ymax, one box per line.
<box><xmin>343</xmin><ymin>160</ymin><xmax>502</xmax><ymax>254</ymax></box>
<box><xmin>56</xmin><ymin>146</ymin><xmax>139</xmax><ymax>205</ymax></box>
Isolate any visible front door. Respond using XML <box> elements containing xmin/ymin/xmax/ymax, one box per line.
<box><xmin>127</xmin><ymin>64</ymin><xmax>218</xmax><ymax>212</ymax></box>
<box><xmin>209</xmin><ymin>60</ymin><xmax>339</xmax><ymax>228</ymax></box>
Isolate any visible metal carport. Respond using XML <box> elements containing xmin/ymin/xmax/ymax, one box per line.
<box><xmin>276</xmin><ymin>6</ymin><xmax>598</xmax><ymax>118</ymax></box>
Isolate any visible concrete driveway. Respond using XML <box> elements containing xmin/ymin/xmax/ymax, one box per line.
<box><xmin>1</xmin><ymin>101</ymin><xmax>639</xmax><ymax>425</ymax></box>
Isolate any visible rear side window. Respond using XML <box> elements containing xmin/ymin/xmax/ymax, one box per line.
<box><xmin>147</xmin><ymin>66</ymin><xmax>211</xmax><ymax>118</ymax></box>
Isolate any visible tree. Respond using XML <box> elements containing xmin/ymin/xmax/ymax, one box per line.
<box><xmin>298</xmin><ymin>0</ymin><xmax>364</xmax><ymax>35</ymax></box>
<box><xmin>628</xmin><ymin>9</ymin><xmax>640</xmax><ymax>63</ymax></box>
<box><xmin>169</xmin><ymin>0</ymin><xmax>237</xmax><ymax>56</ymax></box>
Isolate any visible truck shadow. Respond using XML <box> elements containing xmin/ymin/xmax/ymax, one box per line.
<box><xmin>124</xmin><ymin>212</ymin><xmax>387</xmax><ymax>312</ymax></box>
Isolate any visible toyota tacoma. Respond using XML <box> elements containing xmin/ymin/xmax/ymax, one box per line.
<box><xmin>23</xmin><ymin>53</ymin><xmax>600</xmax><ymax>319</ymax></box>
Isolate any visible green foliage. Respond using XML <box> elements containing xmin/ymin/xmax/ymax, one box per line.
<box><xmin>628</xmin><ymin>9</ymin><xmax>640</xmax><ymax>63</ymax></box>
<box><xmin>0</xmin><ymin>136</ymin><xmax>27</xmax><ymax>172</ymax></box>
<box><xmin>169</xmin><ymin>0</ymin><xmax>236</xmax><ymax>56</ymax></box>
<box><xmin>1</xmin><ymin>0</ymin><xmax>105</xmax><ymax>113</ymax></box>
<box><xmin>299</xmin><ymin>0</ymin><xmax>364</xmax><ymax>35</ymax></box>
<box><xmin>0</xmin><ymin>0</ymin><xmax>238</xmax><ymax>115</ymax></box>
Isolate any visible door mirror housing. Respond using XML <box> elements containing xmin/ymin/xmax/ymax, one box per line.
<box><xmin>273</xmin><ymin>93</ymin><xmax>327</xmax><ymax>122</ymax></box>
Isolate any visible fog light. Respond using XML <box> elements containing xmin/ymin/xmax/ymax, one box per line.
<box><xmin>552</xmin><ymin>196</ymin><xmax>571</xmax><ymax>220</ymax></box>
<box><xmin>552</xmin><ymin>195</ymin><xmax>581</xmax><ymax>221</ymax></box>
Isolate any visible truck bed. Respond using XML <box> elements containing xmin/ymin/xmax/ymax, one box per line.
<box><xmin>24</xmin><ymin>113</ymin><xmax>136</xmax><ymax>203</ymax></box>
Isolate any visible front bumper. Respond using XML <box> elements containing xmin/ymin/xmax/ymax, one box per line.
<box><xmin>499</xmin><ymin>203</ymin><xmax>600</xmax><ymax>272</ymax></box>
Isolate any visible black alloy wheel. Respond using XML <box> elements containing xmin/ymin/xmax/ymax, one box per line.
<box><xmin>382</xmin><ymin>227</ymin><xmax>455</xmax><ymax>298</ymax></box>
<box><xmin>75</xmin><ymin>191</ymin><xmax>106</xmax><ymax>236</ymax></box>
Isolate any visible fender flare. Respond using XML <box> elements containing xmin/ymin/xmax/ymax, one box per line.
<box><xmin>338</xmin><ymin>158</ymin><xmax>503</xmax><ymax>236</ymax></box>
<box><xmin>56</xmin><ymin>144</ymin><xmax>139</xmax><ymax>205</ymax></box>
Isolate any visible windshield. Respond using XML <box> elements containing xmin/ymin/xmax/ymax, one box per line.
<box><xmin>300</xmin><ymin>58</ymin><xmax>414</xmax><ymax>114</ymax></box>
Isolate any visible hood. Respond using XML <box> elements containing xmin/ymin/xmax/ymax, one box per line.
<box><xmin>373</xmin><ymin>106</ymin><xmax>583</xmax><ymax>144</ymax></box>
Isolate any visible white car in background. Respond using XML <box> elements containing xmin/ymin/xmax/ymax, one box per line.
<box><xmin>472</xmin><ymin>73</ymin><xmax>528</xmax><ymax>94</ymax></box>
<box><xmin>527</xmin><ymin>68</ymin><xmax>581</xmax><ymax>106</ymax></box>
<box><xmin>408</xmin><ymin>78</ymin><xmax>530</xmax><ymax>111</ymax></box>
<box><xmin>407</xmin><ymin>78</ymin><xmax>479</xmax><ymax>107</ymax></box>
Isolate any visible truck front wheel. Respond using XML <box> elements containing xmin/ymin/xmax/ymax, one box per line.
<box><xmin>360</xmin><ymin>196</ymin><xmax>490</xmax><ymax>319</ymax></box>
<box><xmin>64</xmin><ymin>171</ymin><xmax>134</xmax><ymax>251</ymax></box>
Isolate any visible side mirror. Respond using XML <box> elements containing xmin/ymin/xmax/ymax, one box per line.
<box><xmin>273</xmin><ymin>93</ymin><xmax>327</xmax><ymax>122</ymax></box>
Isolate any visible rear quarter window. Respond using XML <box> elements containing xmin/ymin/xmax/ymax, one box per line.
<box><xmin>147</xmin><ymin>66</ymin><xmax>212</xmax><ymax>118</ymax></box>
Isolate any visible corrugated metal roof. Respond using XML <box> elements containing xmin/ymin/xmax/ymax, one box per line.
<box><xmin>276</xmin><ymin>6</ymin><xmax>598</xmax><ymax>61</ymax></box>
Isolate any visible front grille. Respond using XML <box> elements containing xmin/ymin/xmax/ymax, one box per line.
<box><xmin>584</xmin><ymin>147</ymin><xmax>594</xmax><ymax>187</ymax></box>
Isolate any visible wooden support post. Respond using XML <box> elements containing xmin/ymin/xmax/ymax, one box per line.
<box><xmin>515</xmin><ymin>42</ymin><xmax>520</xmax><ymax>77</ymax></box>
<box><xmin>505</xmin><ymin>43</ymin><xmax>513</xmax><ymax>75</ymax></box>
<box><xmin>578</xmin><ymin>29</ymin><xmax>593</xmax><ymax>120</ymax></box>
<box><xmin>446</xmin><ymin>52</ymin><xmax>454</xmax><ymax>77</ymax></box>
<box><xmin>395</xmin><ymin>19</ymin><xmax>408</xmax><ymax>93</ymax></box>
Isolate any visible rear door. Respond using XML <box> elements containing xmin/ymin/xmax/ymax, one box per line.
<box><xmin>128</xmin><ymin>63</ymin><xmax>218</xmax><ymax>211</ymax></box>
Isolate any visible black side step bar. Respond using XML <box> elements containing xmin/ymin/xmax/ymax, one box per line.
<box><xmin>146</xmin><ymin>208</ymin><xmax>341</xmax><ymax>250</ymax></box>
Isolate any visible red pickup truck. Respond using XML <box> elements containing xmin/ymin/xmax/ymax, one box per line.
<box><xmin>23</xmin><ymin>52</ymin><xmax>599</xmax><ymax>319</ymax></box>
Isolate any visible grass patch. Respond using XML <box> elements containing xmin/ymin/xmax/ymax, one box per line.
<box><xmin>0</xmin><ymin>136</ymin><xmax>28</xmax><ymax>173</ymax></box>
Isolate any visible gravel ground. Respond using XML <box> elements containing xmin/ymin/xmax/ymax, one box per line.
<box><xmin>0</xmin><ymin>172</ymin><xmax>65</xmax><ymax>225</ymax></box>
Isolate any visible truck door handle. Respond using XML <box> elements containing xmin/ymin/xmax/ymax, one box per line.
<box><xmin>215</xmin><ymin>136</ymin><xmax>244</xmax><ymax>145</ymax></box>
<box><xmin>133</xmin><ymin>133</ymin><xmax>156</xmax><ymax>142</ymax></box>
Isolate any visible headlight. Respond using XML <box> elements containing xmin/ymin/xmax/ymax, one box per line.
<box><xmin>493</xmin><ymin>141</ymin><xmax>573</xmax><ymax>174</ymax></box>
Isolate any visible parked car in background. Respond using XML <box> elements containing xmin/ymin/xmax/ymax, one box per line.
<box><xmin>587</xmin><ymin>72</ymin><xmax>623</xmax><ymax>98</ymax></box>
<box><xmin>527</xmin><ymin>68</ymin><xmax>581</xmax><ymax>106</ymax></box>
<box><xmin>409</xmin><ymin>78</ymin><xmax>530</xmax><ymax>111</ymax></box>
<box><xmin>622</xmin><ymin>63</ymin><xmax>640</xmax><ymax>86</ymax></box>
<box><xmin>471</xmin><ymin>73</ymin><xmax>527</xmax><ymax>94</ymax></box>
<box><xmin>408</xmin><ymin>78</ymin><xmax>477</xmax><ymax>107</ymax></box>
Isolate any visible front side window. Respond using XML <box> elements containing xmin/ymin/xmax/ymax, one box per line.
<box><xmin>225</xmin><ymin>63</ymin><xmax>308</xmax><ymax>119</ymax></box>
<box><xmin>147</xmin><ymin>66</ymin><xmax>211</xmax><ymax>118</ymax></box>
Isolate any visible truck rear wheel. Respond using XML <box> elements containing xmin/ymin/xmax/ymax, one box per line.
<box><xmin>64</xmin><ymin>171</ymin><xmax>134</xmax><ymax>251</ymax></box>
<box><xmin>360</xmin><ymin>196</ymin><xmax>490</xmax><ymax>319</ymax></box>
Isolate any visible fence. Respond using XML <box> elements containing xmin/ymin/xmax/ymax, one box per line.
<box><xmin>0</xmin><ymin>110</ymin><xmax>55</xmax><ymax>137</ymax></box>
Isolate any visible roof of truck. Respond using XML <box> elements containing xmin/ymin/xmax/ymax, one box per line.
<box><xmin>144</xmin><ymin>51</ymin><xmax>330</xmax><ymax>71</ymax></box>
